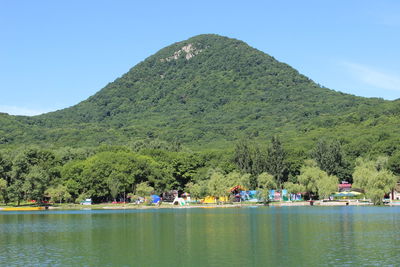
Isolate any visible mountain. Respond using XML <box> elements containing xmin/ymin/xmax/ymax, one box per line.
<box><xmin>1</xmin><ymin>34</ymin><xmax>400</xmax><ymax>154</ymax></box>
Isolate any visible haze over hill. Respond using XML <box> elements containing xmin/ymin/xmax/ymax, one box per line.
<box><xmin>1</xmin><ymin>34</ymin><xmax>400</xmax><ymax>154</ymax></box>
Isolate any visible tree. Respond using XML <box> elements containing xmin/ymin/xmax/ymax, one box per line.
<box><xmin>257</xmin><ymin>172</ymin><xmax>276</xmax><ymax>203</ymax></box>
<box><xmin>8</xmin><ymin>147</ymin><xmax>59</xmax><ymax>205</ymax></box>
<box><xmin>62</xmin><ymin>161</ymin><xmax>86</xmax><ymax>202</ymax></box>
<box><xmin>0</xmin><ymin>178</ymin><xmax>7</xmax><ymax>204</ymax></box>
<box><xmin>233</xmin><ymin>140</ymin><xmax>268</xmax><ymax>188</ymax></box>
<box><xmin>70</xmin><ymin>151</ymin><xmax>165</xmax><ymax>202</ymax></box>
<box><xmin>226</xmin><ymin>171</ymin><xmax>251</xmax><ymax>189</ymax></box>
<box><xmin>267</xmin><ymin>136</ymin><xmax>288</xmax><ymax>188</ymax></box>
<box><xmin>283</xmin><ymin>182</ymin><xmax>306</xmax><ymax>195</ymax></box>
<box><xmin>353</xmin><ymin>157</ymin><xmax>397</xmax><ymax>205</ymax></box>
<box><xmin>251</xmin><ymin>146</ymin><xmax>268</xmax><ymax>176</ymax></box>
<box><xmin>0</xmin><ymin>153</ymin><xmax>11</xmax><ymax>204</ymax></box>
<box><xmin>23</xmin><ymin>165</ymin><xmax>51</xmax><ymax>202</ymax></box>
<box><xmin>107</xmin><ymin>173</ymin><xmax>124</xmax><ymax>202</ymax></box>
<box><xmin>233</xmin><ymin>139</ymin><xmax>253</xmax><ymax>174</ymax></box>
<box><xmin>135</xmin><ymin>182</ymin><xmax>154</xmax><ymax>198</ymax></box>
<box><xmin>207</xmin><ymin>171</ymin><xmax>230</xmax><ymax>201</ymax></box>
<box><xmin>312</xmin><ymin>139</ymin><xmax>351</xmax><ymax>181</ymax></box>
<box><xmin>185</xmin><ymin>181</ymin><xmax>207</xmax><ymax>200</ymax></box>
<box><xmin>170</xmin><ymin>153</ymin><xmax>205</xmax><ymax>190</ymax></box>
<box><xmin>297</xmin><ymin>160</ymin><xmax>337</xmax><ymax>200</ymax></box>
<box><xmin>316</xmin><ymin>174</ymin><xmax>338</xmax><ymax>199</ymax></box>
<box><xmin>45</xmin><ymin>185</ymin><xmax>71</xmax><ymax>204</ymax></box>
<box><xmin>388</xmin><ymin>151</ymin><xmax>400</xmax><ymax>176</ymax></box>
<box><xmin>286</xmin><ymin>149</ymin><xmax>307</xmax><ymax>183</ymax></box>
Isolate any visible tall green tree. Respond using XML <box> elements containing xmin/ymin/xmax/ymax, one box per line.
<box><xmin>0</xmin><ymin>178</ymin><xmax>7</xmax><ymax>204</ymax></box>
<box><xmin>107</xmin><ymin>173</ymin><xmax>125</xmax><ymax>202</ymax></box>
<box><xmin>234</xmin><ymin>139</ymin><xmax>253</xmax><ymax>174</ymax></box>
<box><xmin>313</xmin><ymin>139</ymin><xmax>351</xmax><ymax>181</ymax></box>
<box><xmin>266</xmin><ymin>136</ymin><xmax>288</xmax><ymax>188</ymax></box>
<box><xmin>0</xmin><ymin>153</ymin><xmax>12</xmax><ymax>204</ymax></box>
<box><xmin>170</xmin><ymin>153</ymin><xmax>205</xmax><ymax>190</ymax></box>
<box><xmin>388</xmin><ymin>151</ymin><xmax>400</xmax><ymax>176</ymax></box>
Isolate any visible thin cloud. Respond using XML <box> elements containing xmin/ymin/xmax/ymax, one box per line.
<box><xmin>341</xmin><ymin>61</ymin><xmax>400</xmax><ymax>92</ymax></box>
<box><xmin>0</xmin><ymin>105</ymin><xmax>49</xmax><ymax>116</ymax></box>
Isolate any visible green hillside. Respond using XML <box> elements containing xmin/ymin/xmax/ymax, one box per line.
<box><xmin>1</xmin><ymin>34</ymin><xmax>400</xmax><ymax>154</ymax></box>
<box><xmin>1</xmin><ymin>34</ymin><xmax>400</xmax><ymax>204</ymax></box>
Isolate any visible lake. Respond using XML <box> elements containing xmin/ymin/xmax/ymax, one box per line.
<box><xmin>0</xmin><ymin>206</ymin><xmax>399</xmax><ymax>266</ymax></box>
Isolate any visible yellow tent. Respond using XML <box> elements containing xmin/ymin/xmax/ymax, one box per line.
<box><xmin>202</xmin><ymin>196</ymin><xmax>229</xmax><ymax>204</ymax></box>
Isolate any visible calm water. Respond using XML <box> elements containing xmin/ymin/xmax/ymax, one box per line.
<box><xmin>0</xmin><ymin>206</ymin><xmax>399</xmax><ymax>266</ymax></box>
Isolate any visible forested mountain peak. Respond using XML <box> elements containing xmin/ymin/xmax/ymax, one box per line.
<box><xmin>39</xmin><ymin>34</ymin><xmax>367</xmax><ymax>124</ymax></box>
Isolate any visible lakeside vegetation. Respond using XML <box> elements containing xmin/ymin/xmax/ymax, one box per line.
<box><xmin>0</xmin><ymin>137</ymin><xmax>398</xmax><ymax>206</ymax></box>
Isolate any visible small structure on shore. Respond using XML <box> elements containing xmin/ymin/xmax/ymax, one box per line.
<box><xmin>333</xmin><ymin>182</ymin><xmax>363</xmax><ymax>199</ymax></box>
<box><xmin>80</xmin><ymin>198</ymin><xmax>92</xmax><ymax>205</ymax></box>
<box><xmin>389</xmin><ymin>183</ymin><xmax>400</xmax><ymax>201</ymax></box>
<box><xmin>162</xmin><ymin>190</ymin><xmax>178</xmax><ymax>202</ymax></box>
<box><xmin>240</xmin><ymin>190</ymin><xmax>259</xmax><ymax>202</ymax></box>
<box><xmin>173</xmin><ymin>197</ymin><xmax>186</xmax><ymax>206</ymax></box>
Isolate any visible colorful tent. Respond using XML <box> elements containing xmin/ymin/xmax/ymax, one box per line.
<box><xmin>240</xmin><ymin>191</ymin><xmax>259</xmax><ymax>202</ymax></box>
<box><xmin>151</xmin><ymin>195</ymin><xmax>161</xmax><ymax>204</ymax></box>
<box><xmin>333</xmin><ymin>191</ymin><xmax>361</xmax><ymax>197</ymax></box>
<box><xmin>202</xmin><ymin>196</ymin><xmax>229</xmax><ymax>204</ymax></box>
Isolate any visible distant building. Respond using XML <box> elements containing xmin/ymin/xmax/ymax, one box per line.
<box><xmin>338</xmin><ymin>182</ymin><xmax>352</xmax><ymax>192</ymax></box>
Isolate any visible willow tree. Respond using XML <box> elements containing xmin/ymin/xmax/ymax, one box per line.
<box><xmin>135</xmin><ymin>182</ymin><xmax>154</xmax><ymax>198</ymax></box>
<box><xmin>297</xmin><ymin>160</ymin><xmax>338</xmax><ymax>200</ymax></box>
<box><xmin>207</xmin><ymin>171</ymin><xmax>230</xmax><ymax>202</ymax></box>
<box><xmin>185</xmin><ymin>181</ymin><xmax>207</xmax><ymax>200</ymax></box>
<box><xmin>257</xmin><ymin>172</ymin><xmax>276</xmax><ymax>204</ymax></box>
<box><xmin>283</xmin><ymin>182</ymin><xmax>306</xmax><ymax>195</ymax></box>
<box><xmin>353</xmin><ymin>157</ymin><xmax>397</xmax><ymax>205</ymax></box>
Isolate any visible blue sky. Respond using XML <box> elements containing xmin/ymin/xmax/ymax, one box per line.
<box><xmin>1</xmin><ymin>0</ymin><xmax>399</xmax><ymax>115</ymax></box>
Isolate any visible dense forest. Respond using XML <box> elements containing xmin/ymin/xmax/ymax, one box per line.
<box><xmin>0</xmin><ymin>137</ymin><xmax>399</xmax><ymax>205</ymax></box>
<box><xmin>0</xmin><ymin>34</ymin><xmax>399</xmax><ymax>205</ymax></box>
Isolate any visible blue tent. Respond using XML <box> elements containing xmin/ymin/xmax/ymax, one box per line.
<box><xmin>151</xmin><ymin>195</ymin><xmax>161</xmax><ymax>204</ymax></box>
<box><xmin>240</xmin><ymin>191</ymin><xmax>259</xmax><ymax>202</ymax></box>
<box><xmin>269</xmin><ymin>190</ymin><xmax>275</xmax><ymax>200</ymax></box>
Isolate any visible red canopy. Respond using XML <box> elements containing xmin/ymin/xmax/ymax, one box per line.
<box><xmin>338</xmin><ymin>183</ymin><xmax>352</xmax><ymax>189</ymax></box>
<box><xmin>230</xmin><ymin>185</ymin><xmax>246</xmax><ymax>192</ymax></box>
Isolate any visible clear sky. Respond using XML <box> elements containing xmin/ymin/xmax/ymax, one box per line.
<box><xmin>1</xmin><ymin>0</ymin><xmax>399</xmax><ymax>115</ymax></box>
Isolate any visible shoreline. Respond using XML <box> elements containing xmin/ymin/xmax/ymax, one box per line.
<box><xmin>46</xmin><ymin>200</ymin><xmax>376</xmax><ymax>210</ymax></box>
<box><xmin>2</xmin><ymin>200</ymin><xmax>394</xmax><ymax>211</ymax></box>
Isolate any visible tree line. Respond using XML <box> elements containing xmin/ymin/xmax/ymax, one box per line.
<box><xmin>0</xmin><ymin>137</ymin><xmax>398</xmax><ymax>206</ymax></box>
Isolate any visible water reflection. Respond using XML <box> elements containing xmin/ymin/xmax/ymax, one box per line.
<box><xmin>0</xmin><ymin>207</ymin><xmax>399</xmax><ymax>266</ymax></box>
